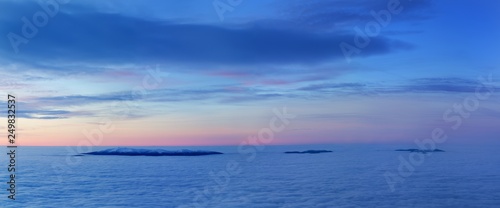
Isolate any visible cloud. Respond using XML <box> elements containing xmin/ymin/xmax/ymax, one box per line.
<box><xmin>0</xmin><ymin>106</ymin><xmax>72</xmax><ymax>119</ymax></box>
<box><xmin>297</xmin><ymin>77</ymin><xmax>500</xmax><ymax>95</ymax></box>
<box><xmin>298</xmin><ymin>83</ymin><xmax>366</xmax><ymax>91</ymax></box>
<box><xmin>279</xmin><ymin>0</ymin><xmax>433</xmax><ymax>31</ymax></box>
<box><xmin>9</xmin><ymin>76</ymin><xmax>498</xmax><ymax>120</ymax></box>
<box><xmin>403</xmin><ymin>78</ymin><xmax>483</xmax><ymax>93</ymax></box>
<box><xmin>0</xmin><ymin>1</ymin><xmax>413</xmax><ymax>71</ymax></box>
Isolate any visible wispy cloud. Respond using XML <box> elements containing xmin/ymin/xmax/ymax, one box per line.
<box><xmin>278</xmin><ymin>0</ymin><xmax>433</xmax><ymax>31</ymax></box>
<box><xmin>13</xmin><ymin>76</ymin><xmax>495</xmax><ymax>120</ymax></box>
<box><xmin>298</xmin><ymin>77</ymin><xmax>500</xmax><ymax>95</ymax></box>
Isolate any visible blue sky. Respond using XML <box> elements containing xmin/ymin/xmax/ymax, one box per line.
<box><xmin>0</xmin><ymin>0</ymin><xmax>499</xmax><ymax>145</ymax></box>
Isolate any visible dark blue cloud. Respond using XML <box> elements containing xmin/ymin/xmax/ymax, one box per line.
<box><xmin>0</xmin><ymin>1</ymin><xmax>413</xmax><ymax>69</ymax></box>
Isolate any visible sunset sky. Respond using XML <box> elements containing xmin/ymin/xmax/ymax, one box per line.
<box><xmin>0</xmin><ymin>0</ymin><xmax>499</xmax><ymax>146</ymax></box>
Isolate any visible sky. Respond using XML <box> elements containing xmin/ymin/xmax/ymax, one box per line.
<box><xmin>0</xmin><ymin>0</ymin><xmax>499</xmax><ymax>146</ymax></box>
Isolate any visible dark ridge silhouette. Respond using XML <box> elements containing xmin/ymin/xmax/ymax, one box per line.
<box><xmin>395</xmin><ymin>149</ymin><xmax>445</xmax><ymax>153</ymax></box>
<box><xmin>284</xmin><ymin>150</ymin><xmax>332</xmax><ymax>154</ymax></box>
<box><xmin>82</xmin><ymin>148</ymin><xmax>223</xmax><ymax>156</ymax></box>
